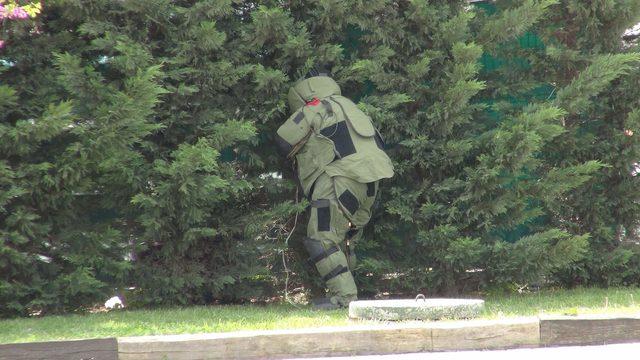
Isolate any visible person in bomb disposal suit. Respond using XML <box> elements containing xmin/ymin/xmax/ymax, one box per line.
<box><xmin>275</xmin><ymin>69</ymin><xmax>394</xmax><ymax>309</ymax></box>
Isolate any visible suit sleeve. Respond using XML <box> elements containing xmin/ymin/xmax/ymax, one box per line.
<box><xmin>275</xmin><ymin>109</ymin><xmax>312</xmax><ymax>158</ymax></box>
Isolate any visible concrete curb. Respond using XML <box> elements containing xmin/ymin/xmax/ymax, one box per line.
<box><xmin>2</xmin><ymin>315</ymin><xmax>640</xmax><ymax>359</ymax></box>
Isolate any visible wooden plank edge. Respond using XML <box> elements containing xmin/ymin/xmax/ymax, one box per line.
<box><xmin>117</xmin><ymin>326</ymin><xmax>433</xmax><ymax>360</ymax></box>
<box><xmin>0</xmin><ymin>337</ymin><xmax>118</xmax><ymax>360</ymax></box>
<box><xmin>13</xmin><ymin>315</ymin><xmax>640</xmax><ymax>360</ymax></box>
<box><xmin>431</xmin><ymin>318</ymin><xmax>540</xmax><ymax>351</ymax></box>
<box><xmin>540</xmin><ymin>315</ymin><xmax>640</xmax><ymax>347</ymax></box>
<box><xmin>117</xmin><ymin>319</ymin><xmax>541</xmax><ymax>360</ymax></box>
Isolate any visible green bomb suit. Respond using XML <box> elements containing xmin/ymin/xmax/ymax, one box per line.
<box><xmin>276</xmin><ymin>75</ymin><xmax>394</xmax><ymax>306</ymax></box>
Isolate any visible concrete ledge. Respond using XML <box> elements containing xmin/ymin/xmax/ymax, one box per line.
<box><xmin>349</xmin><ymin>298</ymin><xmax>485</xmax><ymax>321</ymax></box>
<box><xmin>0</xmin><ymin>338</ymin><xmax>117</xmax><ymax>360</ymax></box>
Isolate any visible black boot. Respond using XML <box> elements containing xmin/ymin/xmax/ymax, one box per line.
<box><xmin>311</xmin><ymin>298</ymin><xmax>343</xmax><ymax>310</ymax></box>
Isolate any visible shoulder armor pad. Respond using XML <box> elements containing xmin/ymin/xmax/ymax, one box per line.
<box><xmin>331</xmin><ymin>96</ymin><xmax>375</xmax><ymax>137</ymax></box>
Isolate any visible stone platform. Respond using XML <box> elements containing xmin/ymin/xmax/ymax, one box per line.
<box><xmin>349</xmin><ymin>298</ymin><xmax>485</xmax><ymax>321</ymax></box>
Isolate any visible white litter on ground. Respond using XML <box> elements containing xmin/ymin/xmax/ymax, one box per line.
<box><xmin>105</xmin><ymin>296</ymin><xmax>124</xmax><ymax>309</ymax></box>
<box><xmin>624</xmin><ymin>23</ymin><xmax>640</xmax><ymax>38</ymax></box>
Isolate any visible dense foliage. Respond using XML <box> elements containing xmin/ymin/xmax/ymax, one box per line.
<box><xmin>1</xmin><ymin>0</ymin><xmax>639</xmax><ymax>317</ymax></box>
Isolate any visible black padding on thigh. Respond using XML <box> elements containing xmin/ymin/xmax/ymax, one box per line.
<box><xmin>309</xmin><ymin>245</ymin><xmax>340</xmax><ymax>264</ymax></box>
<box><xmin>320</xmin><ymin>121</ymin><xmax>356</xmax><ymax>158</ymax></box>
<box><xmin>303</xmin><ymin>237</ymin><xmax>325</xmax><ymax>259</ymax></box>
<box><xmin>293</xmin><ymin>111</ymin><xmax>305</xmax><ymax>124</ymax></box>
<box><xmin>317</xmin><ymin>205</ymin><xmax>330</xmax><ymax>231</ymax></box>
<box><xmin>323</xmin><ymin>265</ymin><xmax>349</xmax><ymax>282</ymax></box>
<box><xmin>367</xmin><ymin>182</ymin><xmax>376</xmax><ymax>197</ymax></box>
<box><xmin>338</xmin><ymin>189</ymin><xmax>359</xmax><ymax>215</ymax></box>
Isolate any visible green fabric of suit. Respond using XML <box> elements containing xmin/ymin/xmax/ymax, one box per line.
<box><xmin>276</xmin><ymin>75</ymin><xmax>394</xmax><ymax>306</ymax></box>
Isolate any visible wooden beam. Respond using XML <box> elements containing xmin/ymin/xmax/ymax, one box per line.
<box><xmin>540</xmin><ymin>315</ymin><xmax>640</xmax><ymax>346</ymax></box>
<box><xmin>7</xmin><ymin>315</ymin><xmax>640</xmax><ymax>359</ymax></box>
<box><xmin>0</xmin><ymin>338</ymin><xmax>117</xmax><ymax>360</ymax></box>
<box><xmin>118</xmin><ymin>318</ymin><xmax>540</xmax><ymax>359</ymax></box>
<box><xmin>431</xmin><ymin>318</ymin><xmax>540</xmax><ymax>351</ymax></box>
<box><xmin>118</xmin><ymin>325</ymin><xmax>433</xmax><ymax>360</ymax></box>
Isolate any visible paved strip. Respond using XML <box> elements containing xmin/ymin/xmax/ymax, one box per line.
<box><xmin>286</xmin><ymin>342</ymin><xmax>640</xmax><ymax>360</ymax></box>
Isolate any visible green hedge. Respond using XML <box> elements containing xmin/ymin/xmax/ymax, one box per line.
<box><xmin>1</xmin><ymin>0</ymin><xmax>640</xmax><ymax>317</ymax></box>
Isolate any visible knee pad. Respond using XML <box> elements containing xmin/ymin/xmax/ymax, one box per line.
<box><xmin>303</xmin><ymin>237</ymin><xmax>340</xmax><ymax>266</ymax></box>
<box><xmin>303</xmin><ymin>237</ymin><xmax>351</xmax><ymax>283</ymax></box>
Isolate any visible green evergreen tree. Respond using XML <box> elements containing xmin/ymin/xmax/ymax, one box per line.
<box><xmin>350</xmin><ymin>0</ymin><xmax>596</xmax><ymax>295</ymax></box>
<box><xmin>528</xmin><ymin>0</ymin><xmax>640</xmax><ymax>287</ymax></box>
<box><xmin>0</xmin><ymin>36</ymin><xmax>132</xmax><ymax>317</ymax></box>
<box><xmin>0</xmin><ymin>2</ymin><xmax>135</xmax><ymax>316</ymax></box>
<box><xmin>51</xmin><ymin>0</ymin><xmax>271</xmax><ymax>306</ymax></box>
<box><xmin>1</xmin><ymin>0</ymin><xmax>268</xmax><ymax>314</ymax></box>
<box><xmin>3</xmin><ymin>0</ymin><xmax>640</xmax><ymax>316</ymax></box>
<box><xmin>456</xmin><ymin>0</ymin><xmax>640</xmax><ymax>291</ymax></box>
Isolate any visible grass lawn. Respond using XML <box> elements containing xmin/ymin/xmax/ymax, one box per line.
<box><xmin>2</xmin><ymin>287</ymin><xmax>640</xmax><ymax>344</ymax></box>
